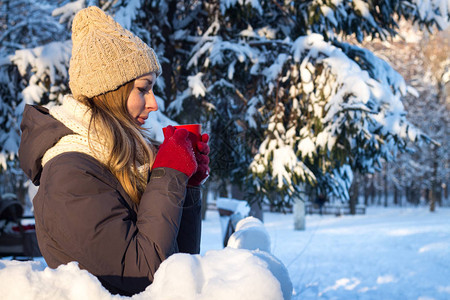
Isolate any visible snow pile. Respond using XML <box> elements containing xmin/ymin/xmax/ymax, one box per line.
<box><xmin>227</xmin><ymin>216</ymin><xmax>271</xmax><ymax>253</ymax></box>
<box><xmin>0</xmin><ymin>248</ymin><xmax>290</xmax><ymax>300</ymax></box>
<box><xmin>227</xmin><ymin>217</ymin><xmax>293</xmax><ymax>300</ymax></box>
<box><xmin>0</xmin><ymin>216</ymin><xmax>293</xmax><ymax>300</ymax></box>
<box><xmin>144</xmin><ymin>248</ymin><xmax>288</xmax><ymax>300</ymax></box>
<box><xmin>0</xmin><ymin>260</ymin><xmax>111</xmax><ymax>300</ymax></box>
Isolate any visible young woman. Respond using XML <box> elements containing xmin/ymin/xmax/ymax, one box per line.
<box><xmin>18</xmin><ymin>6</ymin><xmax>209</xmax><ymax>296</ymax></box>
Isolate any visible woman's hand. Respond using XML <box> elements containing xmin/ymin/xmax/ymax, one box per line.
<box><xmin>188</xmin><ymin>133</ymin><xmax>210</xmax><ymax>186</ymax></box>
<box><xmin>152</xmin><ymin>126</ymin><xmax>197</xmax><ymax>177</ymax></box>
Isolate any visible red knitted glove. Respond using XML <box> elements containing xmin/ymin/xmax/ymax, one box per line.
<box><xmin>152</xmin><ymin>126</ymin><xmax>198</xmax><ymax>177</ymax></box>
<box><xmin>188</xmin><ymin>133</ymin><xmax>210</xmax><ymax>186</ymax></box>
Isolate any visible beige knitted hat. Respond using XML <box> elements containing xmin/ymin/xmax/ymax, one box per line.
<box><xmin>69</xmin><ymin>6</ymin><xmax>161</xmax><ymax>100</ymax></box>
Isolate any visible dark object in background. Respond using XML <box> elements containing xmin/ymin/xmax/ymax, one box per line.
<box><xmin>0</xmin><ymin>193</ymin><xmax>41</xmax><ymax>258</ymax></box>
<box><xmin>315</xmin><ymin>194</ymin><xmax>328</xmax><ymax>215</ymax></box>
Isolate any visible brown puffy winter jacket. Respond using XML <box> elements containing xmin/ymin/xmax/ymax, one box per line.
<box><xmin>18</xmin><ymin>105</ymin><xmax>202</xmax><ymax>296</ymax></box>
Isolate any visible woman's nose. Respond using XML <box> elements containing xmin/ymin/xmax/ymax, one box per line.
<box><xmin>146</xmin><ymin>92</ymin><xmax>158</xmax><ymax>111</ymax></box>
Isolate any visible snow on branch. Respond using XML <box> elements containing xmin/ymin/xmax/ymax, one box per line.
<box><xmin>290</xmin><ymin>33</ymin><xmax>423</xmax><ymax>147</ymax></box>
<box><xmin>411</xmin><ymin>0</ymin><xmax>450</xmax><ymax>30</ymax></box>
<box><xmin>52</xmin><ymin>0</ymin><xmax>86</xmax><ymax>28</ymax></box>
<box><xmin>114</xmin><ymin>0</ymin><xmax>143</xmax><ymax>29</ymax></box>
<box><xmin>12</xmin><ymin>41</ymin><xmax>71</xmax><ymax>85</ymax></box>
<box><xmin>10</xmin><ymin>40</ymin><xmax>72</xmax><ymax>105</ymax></box>
<box><xmin>246</xmin><ymin>32</ymin><xmax>431</xmax><ymax>200</ymax></box>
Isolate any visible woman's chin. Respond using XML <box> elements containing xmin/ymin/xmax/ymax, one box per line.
<box><xmin>135</xmin><ymin>118</ymin><xmax>146</xmax><ymax>126</ymax></box>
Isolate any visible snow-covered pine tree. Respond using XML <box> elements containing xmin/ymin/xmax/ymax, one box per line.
<box><xmin>0</xmin><ymin>0</ymin><xmax>177</xmax><ymax>201</ymax></box>
<box><xmin>0</xmin><ymin>0</ymin><xmax>72</xmax><ymax>204</ymax></box>
<box><xmin>0</xmin><ymin>0</ymin><xmax>72</xmax><ymax>168</ymax></box>
<box><xmin>167</xmin><ymin>0</ymin><xmax>448</xmax><ymax>224</ymax></box>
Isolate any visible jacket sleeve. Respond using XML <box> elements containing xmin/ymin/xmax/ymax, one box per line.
<box><xmin>177</xmin><ymin>186</ymin><xmax>202</xmax><ymax>254</ymax></box>
<box><xmin>37</xmin><ymin>153</ymin><xmax>188</xmax><ymax>296</ymax></box>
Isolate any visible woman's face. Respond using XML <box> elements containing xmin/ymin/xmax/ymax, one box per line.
<box><xmin>127</xmin><ymin>73</ymin><xmax>158</xmax><ymax>126</ymax></box>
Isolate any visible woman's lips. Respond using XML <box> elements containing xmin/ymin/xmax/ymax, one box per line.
<box><xmin>137</xmin><ymin>116</ymin><xmax>147</xmax><ymax>125</ymax></box>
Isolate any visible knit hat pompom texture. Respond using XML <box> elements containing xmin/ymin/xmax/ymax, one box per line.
<box><xmin>69</xmin><ymin>6</ymin><xmax>161</xmax><ymax>99</ymax></box>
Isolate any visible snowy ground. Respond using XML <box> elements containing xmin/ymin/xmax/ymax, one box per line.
<box><xmin>1</xmin><ymin>206</ymin><xmax>449</xmax><ymax>299</ymax></box>
<box><xmin>202</xmin><ymin>206</ymin><xmax>450</xmax><ymax>300</ymax></box>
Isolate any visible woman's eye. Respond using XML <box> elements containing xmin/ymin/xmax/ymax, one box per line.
<box><xmin>138</xmin><ymin>88</ymin><xmax>147</xmax><ymax>93</ymax></box>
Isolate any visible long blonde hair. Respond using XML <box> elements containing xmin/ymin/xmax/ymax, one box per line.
<box><xmin>79</xmin><ymin>81</ymin><xmax>156</xmax><ymax>204</ymax></box>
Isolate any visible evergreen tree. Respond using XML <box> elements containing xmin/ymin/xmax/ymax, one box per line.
<box><xmin>1</xmin><ymin>0</ymin><xmax>449</xmax><ymax>214</ymax></box>
<box><xmin>168</xmin><ymin>0</ymin><xmax>448</xmax><ymax>210</ymax></box>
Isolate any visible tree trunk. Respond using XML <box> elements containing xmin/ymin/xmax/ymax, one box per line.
<box><xmin>349</xmin><ymin>177</ymin><xmax>358</xmax><ymax>215</ymax></box>
<box><xmin>430</xmin><ymin>159</ymin><xmax>440</xmax><ymax>212</ymax></box>
<box><xmin>161</xmin><ymin>0</ymin><xmax>177</xmax><ymax>104</ymax></box>
<box><xmin>217</xmin><ymin>180</ymin><xmax>228</xmax><ymax>198</ymax></box>
<box><xmin>414</xmin><ymin>187</ymin><xmax>421</xmax><ymax>205</ymax></box>
<box><xmin>377</xmin><ymin>173</ymin><xmax>382</xmax><ymax>205</ymax></box>
<box><xmin>370</xmin><ymin>177</ymin><xmax>376</xmax><ymax>205</ymax></box>
<box><xmin>444</xmin><ymin>183</ymin><xmax>448</xmax><ymax>200</ymax></box>
<box><xmin>430</xmin><ymin>190</ymin><xmax>436</xmax><ymax>212</ymax></box>
<box><xmin>430</xmin><ymin>182</ymin><xmax>441</xmax><ymax>212</ymax></box>
<box><xmin>364</xmin><ymin>175</ymin><xmax>369</xmax><ymax>206</ymax></box>
<box><xmin>384</xmin><ymin>164</ymin><xmax>388</xmax><ymax>207</ymax></box>
<box><xmin>231</xmin><ymin>184</ymin><xmax>264</xmax><ymax>222</ymax></box>
<box><xmin>405</xmin><ymin>186</ymin><xmax>411</xmax><ymax>204</ymax></box>
<box><xmin>0</xmin><ymin>172</ymin><xmax>4</xmax><ymax>195</ymax></box>
<box><xmin>249</xmin><ymin>201</ymin><xmax>264</xmax><ymax>222</ymax></box>
<box><xmin>201</xmin><ymin>183</ymin><xmax>209</xmax><ymax>220</ymax></box>
<box><xmin>398</xmin><ymin>173</ymin><xmax>403</xmax><ymax>206</ymax></box>
<box><xmin>393</xmin><ymin>185</ymin><xmax>398</xmax><ymax>206</ymax></box>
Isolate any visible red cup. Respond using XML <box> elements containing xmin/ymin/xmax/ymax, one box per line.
<box><xmin>163</xmin><ymin>124</ymin><xmax>202</xmax><ymax>151</ymax></box>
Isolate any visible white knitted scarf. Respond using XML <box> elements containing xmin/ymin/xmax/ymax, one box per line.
<box><xmin>42</xmin><ymin>95</ymin><xmax>150</xmax><ymax>177</ymax></box>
